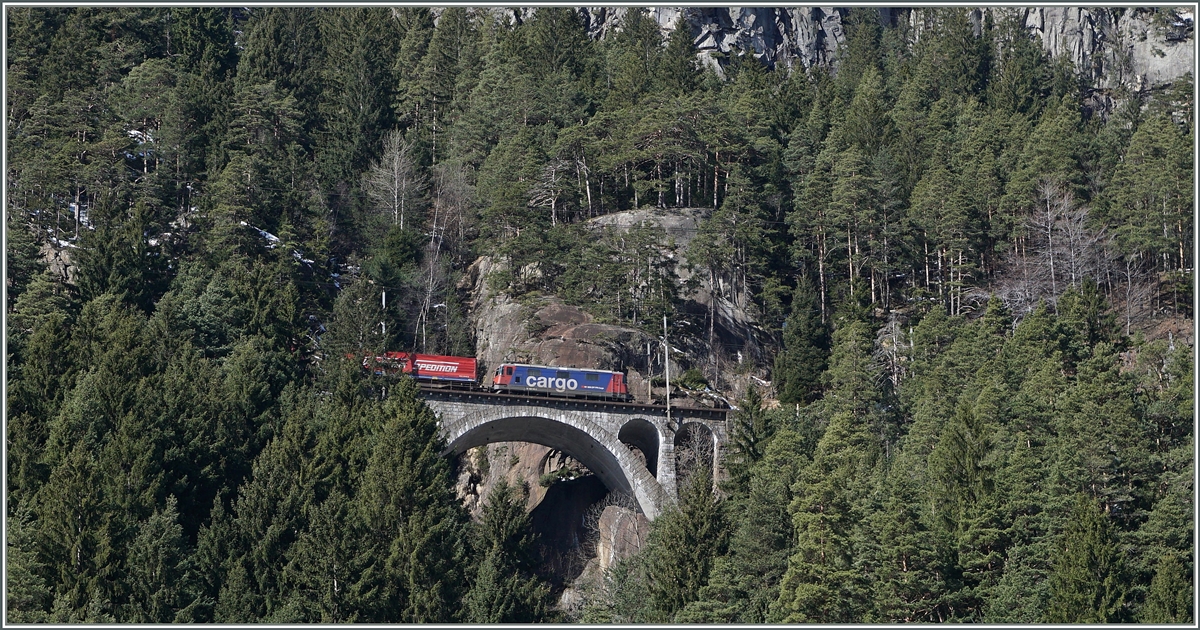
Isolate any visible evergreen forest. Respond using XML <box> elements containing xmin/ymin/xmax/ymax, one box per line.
<box><xmin>4</xmin><ymin>6</ymin><xmax>1194</xmax><ymax>624</ymax></box>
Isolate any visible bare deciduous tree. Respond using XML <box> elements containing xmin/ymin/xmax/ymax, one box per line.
<box><xmin>412</xmin><ymin>163</ymin><xmax>476</xmax><ymax>352</ymax></box>
<box><xmin>362</xmin><ymin>129</ymin><xmax>425</xmax><ymax>232</ymax></box>
<box><xmin>873</xmin><ymin>316</ymin><xmax>909</xmax><ymax>390</ymax></box>
<box><xmin>431</xmin><ymin>161</ymin><xmax>475</xmax><ymax>259</ymax></box>
<box><xmin>1117</xmin><ymin>254</ymin><xmax>1156</xmax><ymax>335</ymax></box>
<box><xmin>996</xmin><ymin>180</ymin><xmax>1120</xmax><ymax>321</ymax></box>
<box><xmin>674</xmin><ymin>423</ymin><xmax>715</xmax><ymax>493</ymax></box>
<box><xmin>529</xmin><ymin>158</ymin><xmax>571</xmax><ymax>226</ymax></box>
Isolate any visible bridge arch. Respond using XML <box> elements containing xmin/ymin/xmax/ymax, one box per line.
<box><xmin>440</xmin><ymin>405</ymin><xmax>672</xmax><ymax>519</ymax></box>
<box><xmin>617</xmin><ymin>418</ymin><xmax>660</xmax><ymax>476</ymax></box>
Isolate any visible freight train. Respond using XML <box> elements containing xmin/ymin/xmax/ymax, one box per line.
<box><xmin>359</xmin><ymin>352</ymin><xmax>632</xmax><ymax>402</ymax></box>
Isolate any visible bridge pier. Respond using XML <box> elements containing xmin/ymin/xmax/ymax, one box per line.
<box><xmin>656</xmin><ymin>432</ymin><xmax>677</xmax><ymax>500</ymax></box>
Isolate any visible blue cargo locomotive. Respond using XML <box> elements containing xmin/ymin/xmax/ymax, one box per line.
<box><xmin>491</xmin><ymin>363</ymin><xmax>631</xmax><ymax>401</ymax></box>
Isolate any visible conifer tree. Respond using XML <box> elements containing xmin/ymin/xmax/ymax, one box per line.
<box><xmin>724</xmin><ymin>386</ymin><xmax>771</xmax><ymax>493</ymax></box>
<box><xmin>998</xmin><ymin>96</ymin><xmax>1084</xmax><ymax>234</ymax></box>
<box><xmin>1105</xmin><ymin>112</ymin><xmax>1193</xmax><ymax>274</ymax></box>
<box><xmin>868</xmin><ymin>472</ymin><xmax>950</xmax><ymax>622</ymax></box>
<box><xmin>5</xmin><ymin>510</ymin><xmax>52</xmax><ymax>622</ymax></box>
<box><xmin>773</xmin><ymin>276</ymin><xmax>830</xmax><ymax>405</ymax></box>
<box><xmin>463</xmin><ymin>480</ymin><xmax>552</xmax><ymax>623</ymax></box>
<box><xmin>839</xmin><ymin>65</ymin><xmax>890</xmax><ymax>157</ymax></box>
<box><xmin>124</xmin><ymin>497</ymin><xmax>198</xmax><ymax>622</ymax></box>
<box><xmin>775</xmin><ymin>411</ymin><xmax>878</xmax><ymax>623</ymax></box>
<box><xmin>1044</xmin><ymin>494</ymin><xmax>1130</xmax><ymax>623</ymax></box>
<box><xmin>277</xmin><ymin>491</ymin><xmax>367</xmax><ymax>622</ymax></box>
<box><xmin>354</xmin><ymin>378</ymin><xmax>470</xmax><ymax>622</ymax></box>
<box><xmin>987</xmin><ymin>11</ymin><xmax>1046</xmax><ymax>115</ymax></box>
<box><xmin>33</xmin><ymin>444</ymin><xmax>108</xmax><ymax>618</ymax></box>
<box><xmin>236</xmin><ymin>7</ymin><xmax>324</xmax><ymax>132</ymax></box>
<box><xmin>820</xmin><ymin>319</ymin><xmax>880</xmax><ymax>420</ymax></box>
<box><xmin>685</xmin><ymin>429</ymin><xmax>806</xmax><ymax>623</ymax></box>
<box><xmin>828</xmin><ymin>147</ymin><xmax>879</xmax><ymax>304</ymax></box>
<box><xmin>659</xmin><ymin>14</ymin><xmax>699</xmax><ymax>95</ymax></box>
<box><xmin>604</xmin><ymin>8</ymin><xmax>663</xmax><ymax>108</ymax></box>
<box><xmin>315</xmin><ymin>7</ymin><xmax>401</xmax><ymax>188</ymax></box>
<box><xmin>1140</xmin><ymin>552</ymin><xmax>1193</xmax><ymax>623</ymax></box>
<box><xmin>645</xmin><ymin>464</ymin><xmax>728</xmax><ymax>620</ymax></box>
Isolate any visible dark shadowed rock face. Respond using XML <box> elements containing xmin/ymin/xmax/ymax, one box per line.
<box><xmin>530</xmin><ymin>475</ymin><xmax>610</xmax><ymax>587</ymax></box>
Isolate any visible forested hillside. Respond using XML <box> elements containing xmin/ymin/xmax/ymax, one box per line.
<box><xmin>5</xmin><ymin>6</ymin><xmax>1194</xmax><ymax>623</ymax></box>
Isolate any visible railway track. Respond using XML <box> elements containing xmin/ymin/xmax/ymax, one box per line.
<box><xmin>416</xmin><ymin>385</ymin><xmax>730</xmax><ymax>420</ymax></box>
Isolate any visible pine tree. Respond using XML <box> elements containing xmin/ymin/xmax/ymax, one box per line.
<box><xmin>838</xmin><ymin>65</ymin><xmax>890</xmax><ymax>157</ymax></box>
<box><xmin>33</xmin><ymin>444</ymin><xmax>108</xmax><ymax>618</ymax></box>
<box><xmin>1105</xmin><ymin>112</ymin><xmax>1193</xmax><ymax>274</ymax></box>
<box><xmin>926</xmin><ymin>403</ymin><xmax>1005</xmax><ymax>619</ymax></box>
<box><xmin>834</xmin><ymin>7</ymin><xmax>883</xmax><ymax>102</ymax></box>
<box><xmin>827</xmin><ymin>147</ymin><xmax>879</xmax><ymax>305</ymax></box>
<box><xmin>5</xmin><ymin>210</ymin><xmax>44</xmax><ymax>312</ymax></box>
<box><xmin>927</xmin><ymin>7</ymin><xmax>991</xmax><ymax>98</ymax></box>
<box><xmin>315</xmin><ymin>7</ymin><xmax>401</xmax><ymax>188</ymax></box>
<box><xmin>236</xmin><ymin>7</ymin><xmax>324</xmax><ymax>130</ymax></box>
<box><xmin>998</xmin><ymin>96</ymin><xmax>1084</xmax><ymax>238</ymax></box>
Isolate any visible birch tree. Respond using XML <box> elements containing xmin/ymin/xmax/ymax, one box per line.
<box><xmin>362</xmin><ymin>129</ymin><xmax>425</xmax><ymax>233</ymax></box>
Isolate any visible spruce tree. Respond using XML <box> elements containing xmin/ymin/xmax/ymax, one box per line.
<box><xmin>463</xmin><ymin>480</ymin><xmax>552</xmax><ymax>623</ymax></box>
<box><xmin>124</xmin><ymin>497</ymin><xmax>198</xmax><ymax>622</ymax></box>
<box><xmin>277</xmin><ymin>491</ymin><xmax>367</xmax><ymax>622</ymax></box>
<box><xmin>773</xmin><ymin>276</ymin><xmax>830</xmax><ymax>405</ymax></box>
<box><xmin>868</xmin><ymin>472</ymin><xmax>950</xmax><ymax>622</ymax></box>
<box><xmin>645</xmin><ymin>464</ymin><xmax>728</xmax><ymax>620</ymax></box>
<box><xmin>658</xmin><ymin>14</ymin><xmax>698</xmax><ymax>95</ymax></box>
<box><xmin>685</xmin><ymin>429</ymin><xmax>807</xmax><ymax>623</ymax></box>
<box><xmin>5</xmin><ymin>510</ymin><xmax>52</xmax><ymax>622</ymax></box>
<box><xmin>354</xmin><ymin>378</ymin><xmax>470</xmax><ymax>622</ymax></box>
<box><xmin>724</xmin><ymin>386</ymin><xmax>772</xmax><ymax>493</ymax></box>
<box><xmin>1141</xmin><ymin>552</ymin><xmax>1193</xmax><ymax>623</ymax></box>
<box><xmin>1044</xmin><ymin>493</ymin><xmax>1130</xmax><ymax>623</ymax></box>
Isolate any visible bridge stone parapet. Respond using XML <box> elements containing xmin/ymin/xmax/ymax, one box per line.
<box><xmin>419</xmin><ymin>389</ymin><xmax>727</xmax><ymax>520</ymax></box>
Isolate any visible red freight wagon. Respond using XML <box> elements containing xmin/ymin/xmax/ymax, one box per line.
<box><xmin>363</xmin><ymin>352</ymin><xmax>477</xmax><ymax>383</ymax></box>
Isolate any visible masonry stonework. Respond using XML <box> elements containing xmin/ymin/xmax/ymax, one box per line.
<box><xmin>420</xmin><ymin>390</ymin><xmax>727</xmax><ymax>520</ymax></box>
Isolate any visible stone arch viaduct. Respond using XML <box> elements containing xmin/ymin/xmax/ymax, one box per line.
<box><xmin>419</xmin><ymin>389</ymin><xmax>728</xmax><ymax>520</ymax></box>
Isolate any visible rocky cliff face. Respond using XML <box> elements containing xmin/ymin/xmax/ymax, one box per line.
<box><xmin>467</xmin><ymin>6</ymin><xmax>1193</xmax><ymax>89</ymax></box>
<box><xmin>961</xmin><ymin>7</ymin><xmax>1193</xmax><ymax>91</ymax></box>
<box><xmin>459</xmin><ymin>206</ymin><xmax>771</xmax><ymax>407</ymax></box>
<box><xmin>454</xmin><ymin>206</ymin><xmax>770</xmax><ymax>596</ymax></box>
